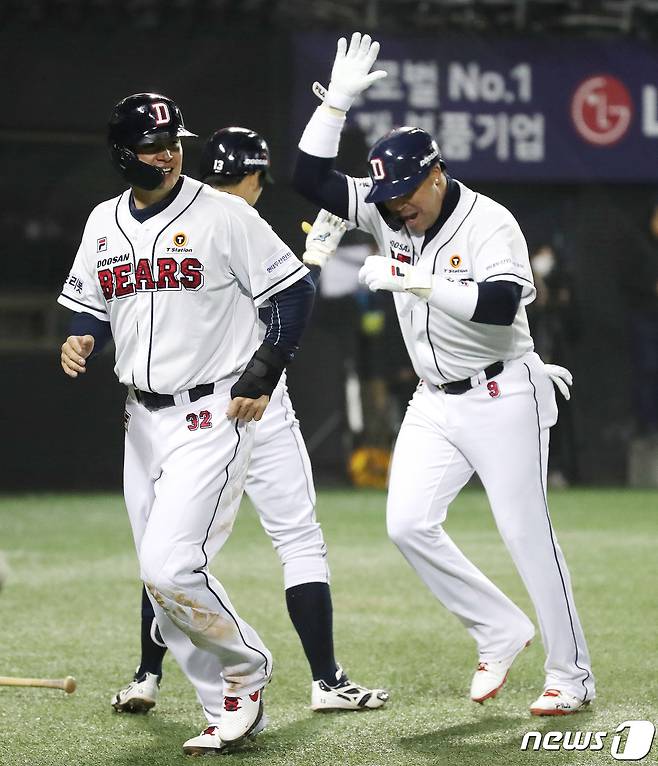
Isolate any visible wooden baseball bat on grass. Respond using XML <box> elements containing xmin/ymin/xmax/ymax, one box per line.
<box><xmin>0</xmin><ymin>675</ymin><xmax>77</xmax><ymax>693</ymax></box>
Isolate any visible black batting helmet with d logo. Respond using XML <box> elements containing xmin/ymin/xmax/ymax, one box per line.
<box><xmin>107</xmin><ymin>92</ymin><xmax>197</xmax><ymax>190</ymax></box>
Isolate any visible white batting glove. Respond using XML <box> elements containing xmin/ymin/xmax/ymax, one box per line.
<box><xmin>358</xmin><ymin>255</ymin><xmax>432</xmax><ymax>294</ymax></box>
<box><xmin>301</xmin><ymin>210</ymin><xmax>348</xmax><ymax>268</ymax></box>
<box><xmin>545</xmin><ymin>363</ymin><xmax>573</xmax><ymax>401</ymax></box>
<box><xmin>325</xmin><ymin>32</ymin><xmax>387</xmax><ymax>112</ymax></box>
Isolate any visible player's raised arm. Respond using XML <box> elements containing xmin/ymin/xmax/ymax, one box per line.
<box><xmin>292</xmin><ymin>32</ymin><xmax>387</xmax><ymax>218</ymax></box>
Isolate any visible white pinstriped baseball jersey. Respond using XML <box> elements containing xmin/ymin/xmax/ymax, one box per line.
<box><xmin>58</xmin><ymin>176</ymin><xmax>307</xmax><ymax>394</ymax></box>
<box><xmin>346</xmin><ymin>177</ymin><xmax>536</xmax><ymax>384</ymax></box>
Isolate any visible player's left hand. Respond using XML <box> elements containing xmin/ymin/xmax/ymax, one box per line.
<box><xmin>359</xmin><ymin>255</ymin><xmax>408</xmax><ymax>292</ymax></box>
<box><xmin>301</xmin><ymin>210</ymin><xmax>347</xmax><ymax>268</ymax></box>
<box><xmin>226</xmin><ymin>394</ymin><xmax>270</xmax><ymax>422</ymax></box>
<box><xmin>544</xmin><ymin>363</ymin><xmax>573</xmax><ymax>400</ymax></box>
<box><xmin>325</xmin><ymin>32</ymin><xmax>387</xmax><ymax>112</ymax></box>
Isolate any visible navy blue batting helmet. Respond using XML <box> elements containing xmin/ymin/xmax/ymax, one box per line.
<box><xmin>107</xmin><ymin>93</ymin><xmax>197</xmax><ymax>190</ymax></box>
<box><xmin>365</xmin><ymin>127</ymin><xmax>443</xmax><ymax>203</ymax></box>
<box><xmin>199</xmin><ymin>127</ymin><xmax>273</xmax><ymax>184</ymax></box>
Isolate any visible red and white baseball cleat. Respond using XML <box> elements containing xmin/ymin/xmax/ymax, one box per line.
<box><xmin>182</xmin><ymin>716</ymin><xmax>266</xmax><ymax>755</ymax></box>
<box><xmin>530</xmin><ymin>688</ymin><xmax>590</xmax><ymax>716</ymax></box>
<box><xmin>470</xmin><ymin>640</ymin><xmax>531</xmax><ymax>704</ymax></box>
<box><xmin>215</xmin><ymin>688</ymin><xmax>265</xmax><ymax>743</ymax></box>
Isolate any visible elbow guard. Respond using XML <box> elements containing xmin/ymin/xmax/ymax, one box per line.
<box><xmin>230</xmin><ymin>342</ymin><xmax>287</xmax><ymax>400</ymax></box>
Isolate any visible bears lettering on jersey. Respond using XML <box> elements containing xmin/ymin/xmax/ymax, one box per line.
<box><xmin>98</xmin><ymin>257</ymin><xmax>204</xmax><ymax>300</ymax></box>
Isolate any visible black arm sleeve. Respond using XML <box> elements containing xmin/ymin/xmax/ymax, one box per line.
<box><xmin>231</xmin><ymin>273</ymin><xmax>316</xmax><ymax>400</ymax></box>
<box><xmin>264</xmin><ymin>272</ymin><xmax>316</xmax><ymax>361</ymax></box>
<box><xmin>69</xmin><ymin>312</ymin><xmax>113</xmax><ymax>356</ymax></box>
<box><xmin>292</xmin><ymin>151</ymin><xmax>350</xmax><ymax>219</ymax></box>
<box><xmin>471</xmin><ymin>281</ymin><xmax>523</xmax><ymax>326</ymax></box>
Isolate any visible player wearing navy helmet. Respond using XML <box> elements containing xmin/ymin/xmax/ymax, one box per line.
<box><xmin>293</xmin><ymin>32</ymin><xmax>594</xmax><ymax>717</ymax></box>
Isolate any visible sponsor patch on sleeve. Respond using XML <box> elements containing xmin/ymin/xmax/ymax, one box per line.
<box><xmin>64</xmin><ymin>271</ymin><xmax>84</xmax><ymax>294</ymax></box>
<box><xmin>263</xmin><ymin>250</ymin><xmax>294</xmax><ymax>275</ymax></box>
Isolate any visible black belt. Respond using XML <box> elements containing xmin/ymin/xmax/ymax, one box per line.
<box><xmin>441</xmin><ymin>361</ymin><xmax>504</xmax><ymax>395</ymax></box>
<box><xmin>135</xmin><ymin>382</ymin><xmax>215</xmax><ymax>412</ymax></box>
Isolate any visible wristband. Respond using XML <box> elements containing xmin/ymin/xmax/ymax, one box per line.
<box><xmin>230</xmin><ymin>343</ymin><xmax>287</xmax><ymax>399</ymax></box>
<box><xmin>298</xmin><ymin>106</ymin><xmax>346</xmax><ymax>159</ymax></box>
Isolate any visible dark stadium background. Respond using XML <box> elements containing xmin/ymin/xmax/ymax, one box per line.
<box><xmin>1</xmin><ymin>1</ymin><xmax>656</xmax><ymax>490</ymax></box>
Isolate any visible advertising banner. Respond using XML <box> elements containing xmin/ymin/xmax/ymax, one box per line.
<box><xmin>293</xmin><ymin>35</ymin><xmax>658</xmax><ymax>181</ymax></box>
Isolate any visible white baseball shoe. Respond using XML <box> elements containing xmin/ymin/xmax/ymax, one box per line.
<box><xmin>470</xmin><ymin>640</ymin><xmax>531</xmax><ymax>704</ymax></box>
<box><xmin>214</xmin><ymin>688</ymin><xmax>265</xmax><ymax>743</ymax></box>
<box><xmin>111</xmin><ymin>671</ymin><xmax>160</xmax><ymax>713</ymax></box>
<box><xmin>182</xmin><ymin>717</ymin><xmax>267</xmax><ymax>755</ymax></box>
<box><xmin>311</xmin><ymin>667</ymin><xmax>389</xmax><ymax>711</ymax></box>
<box><xmin>530</xmin><ymin>689</ymin><xmax>590</xmax><ymax>716</ymax></box>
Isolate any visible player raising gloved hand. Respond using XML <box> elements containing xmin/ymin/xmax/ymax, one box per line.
<box><xmin>322</xmin><ymin>32</ymin><xmax>387</xmax><ymax>112</ymax></box>
<box><xmin>293</xmin><ymin>31</ymin><xmax>594</xmax><ymax>719</ymax></box>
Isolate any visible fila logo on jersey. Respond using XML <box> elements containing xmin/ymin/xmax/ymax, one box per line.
<box><xmin>97</xmin><ymin>237</ymin><xmax>108</xmax><ymax>252</ymax></box>
<box><xmin>97</xmin><ymin>257</ymin><xmax>204</xmax><ymax>300</ymax></box>
<box><xmin>390</xmin><ymin>246</ymin><xmax>411</xmax><ymax>265</ymax></box>
<box><xmin>390</xmin><ymin>264</ymin><xmax>406</xmax><ymax>278</ymax></box>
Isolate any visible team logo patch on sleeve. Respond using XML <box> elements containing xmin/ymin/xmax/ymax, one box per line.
<box><xmin>97</xmin><ymin>236</ymin><xmax>107</xmax><ymax>252</ymax></box>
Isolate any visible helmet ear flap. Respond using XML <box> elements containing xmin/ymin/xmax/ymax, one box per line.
<box><xmin>110</xmin><ymin>143</ymin><xmax>165</xmax><ymax>191</ymax></box>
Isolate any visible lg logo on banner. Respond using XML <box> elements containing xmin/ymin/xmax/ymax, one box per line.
<box><xmin>521</xmin><ymin>720</ymin><xmax>655</xmax><ymax>760</ymax></box>
<box><xmin>571</xmin><ymin>75</ymin><xmax>632</xmax><ymax>146</ymax></box>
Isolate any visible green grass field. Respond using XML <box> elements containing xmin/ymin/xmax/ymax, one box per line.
<box><xmin>1</xmin><ymin>489</ymin><xmax>656</xmax><ymax>766</ymax></box>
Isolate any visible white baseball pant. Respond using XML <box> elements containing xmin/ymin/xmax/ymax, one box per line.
<box><xmin>387</xmin><ymin>351</ymin><xmax>595</xmax><ymax>700</ymax></box>
<box><xmin>125</xmin><ymin>376</ymin><xmax>328</xmax><ymax>722</ymax></box>
<box><xmin>123</xmin><ymin>384</ymin><xmax>272</xmax><ymax>707</ymax></box>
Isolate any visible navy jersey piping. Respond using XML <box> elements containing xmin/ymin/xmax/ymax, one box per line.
<box><xmin>425</xmin><ymin>194</ymin><xmax>479</xmax><ymax>381</ymax></box>
<box><xmin>146</xmin><ymin>185</ymin><xmax>204</xmax><ymax>392</ymax></box>
<box><xmin>525</xmin><ymin>363</ymin><xmax>591</xmax><ymax>701</ymax></box>
<box><xmin>59</xmin><ymin>293</ymin><xmax>107</xmax><ymax>316</ymax></box>
<box><xmin>483</xmin><ymin>272</ymin><xmax>534</xmax><ymax>286</ymax></box>
<box><xmin>114</xmin><ymin>195</ymin><xmax>141</xmax><ymax>387</ymax></box>
<box><xmin>253</xmin><ymin>263</ymin><xmax>305</xmax><ymax>302</ymax></box>
<box><xmin>193</xmin><ymin>419</ymin><xmax>271</xmax><ymax>676</ymax></box>
<box><xmin>350</xmin><ymin>177</ymin><xmax>360</xmax><ymax>228</ymax></box>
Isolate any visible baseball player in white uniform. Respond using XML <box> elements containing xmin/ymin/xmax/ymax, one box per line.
<box><xmin>58</xmin><ymin>93</ymin><xmax>317</xmax><ymax>752</ymax></box>
<box><xmin>293</xmin><ymin>33</ymin><xmax>595</xmax><ymax>716</ymax></box>
<box><xmin>110</xmin><ymin>127</ymin><xmax>388</xmax><ymax>753</ymax></box>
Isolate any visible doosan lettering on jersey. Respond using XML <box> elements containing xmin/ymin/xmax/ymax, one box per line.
<box><xmin>58</xmin><ymin>177</ymin><xmax>305</xmax><ymax>394</ymax></box>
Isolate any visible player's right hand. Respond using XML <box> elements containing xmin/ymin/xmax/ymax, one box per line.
<box><xmin>325</xmin><ymin>32</ymin><xmax>387</xmax><ymax>112</ymax></box>
<box><xmin>302</xmin><ymin>210</ymin><xmax>347</xmax><ymax>268</ymax></box>
<box><xmin>226</xmin><ymin>394</ymin><xmax>270</xmax><ymax>423</ymax></box>
<box><xmin>60</xmin><ymin>334</ymin><xmax>95</xmax><ymax>378</ymax></box>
